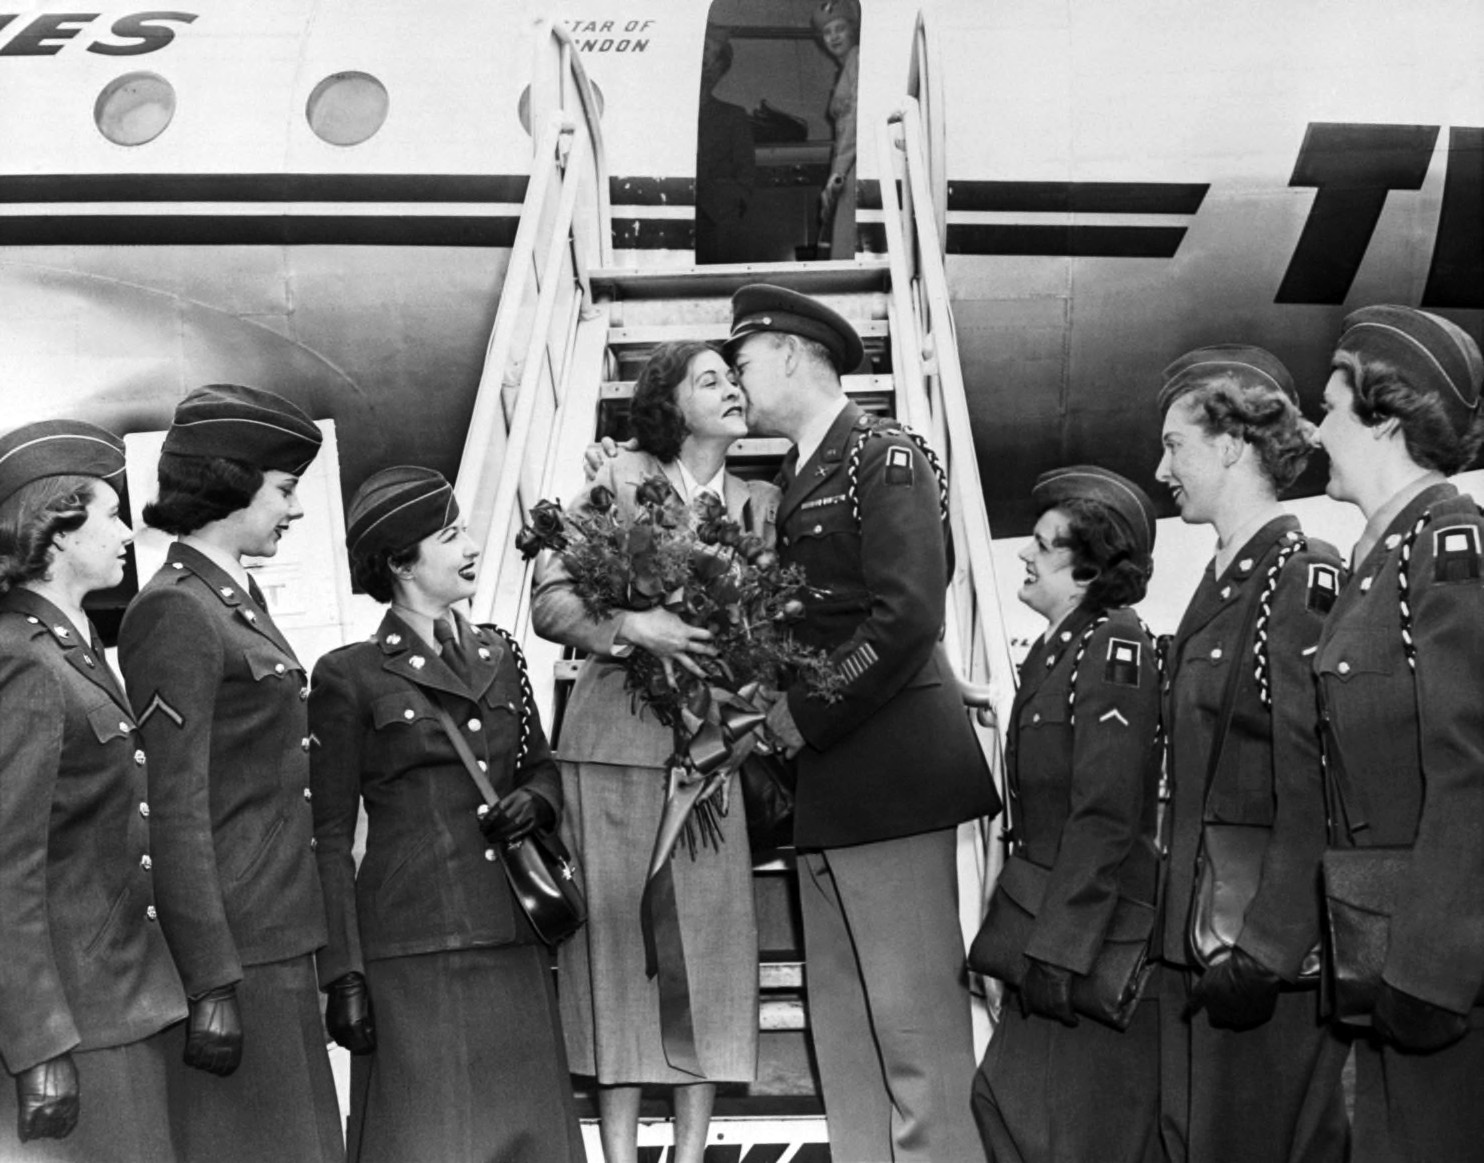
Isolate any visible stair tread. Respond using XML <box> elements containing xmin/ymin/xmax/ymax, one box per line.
<box><xmin>591</xmin><ymin>259</ymin><xmax>890</xmax><ymax>300</ymax></box>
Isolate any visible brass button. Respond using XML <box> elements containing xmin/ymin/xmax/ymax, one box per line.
<box><xmin>403</xmin><ymin>709</ymin><xmax>415</xmax><ymax>721</ymax></box>
<box><xmin>467</xmin><ymin>718</ymin><xmax>482</xmax><ymax>732</ymax></box>
<box><xmin>477</xmin><ymin>760</ymin><xmax>488</xmax><ymax>773</ymax></box>
<box><xmin>134</xmin><ymin>749</ymin><xmax>146</xmax><ymax>766</ymax></box>
<box><xmin>309</xmin><ymin>837</ymin><xmax>318</xmax><ymax>851</ymax></box>
<box><xmin>812</xmin><ymin>524</ymin><xmax>823</xmax><ymax>534</ymax></box>
<box><xmin>145</xmin><ymin>905</ymin><xmax>157</xmax><ymax>922</ymax></box>
<box><xmin>1360</xmin><ymin>578</ymin><xmax>1372</xmax><ymax>592</ymax></box>
<box><xmin>303</xmin><ymin>788</ymin><xmax>313</xmax><ymax>801</ymax></box>
<box><xmin>484</xmin><ymin>848</ymin><xmax>498</xmax><ymax>862</ymax></box>
<box><xmin>274</xmin><ymin>663</ymin><xmax>286</xmax><ymax>675</ymax></box>
<box><xmin>1338</xmin><ymin>661</ymin><xmax>1351</xmax><ymax>675</ymax></box>
<box><xmin>139</xmin><ymin>802</ymin><xmax>150</xmax><ymax>818</ymax></box>
<box><xmin>140</xmin><ymin>854</ymin><xmax>152</xmax><ymax>871</ymax></box>
<box><xmin>1032</xmin><ymin>712</ymin><xmax>1042</xmax><ymax>723</ymax></box>
<box><xmin>1210</xmin><ymin>648</ymin><xmax>1223</xmax><ymax>661</ymax></box>
<box><xmin>299</xmin><ymin>686</ymin><xmax>310</xmax><ymax>701</ymax></box>
<box><xmin>301</xmin><ymin>737</ymin><xmax>311</xmax><ymax>752</ymax></box>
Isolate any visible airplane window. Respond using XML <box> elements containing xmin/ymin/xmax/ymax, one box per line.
<box><xmin>517</xmin><ymin>82</ymin><xmax>605</xmax><ymax>136</ymax></box>
<box><xmin>93</xmin><ymin>72</ymin><xmax>176</xmax><ymax>146</ymax></box>
<box><xmin>306</xmin><ymin>71</ymin><xmax>389</xmax><ymax>146</ymax></box>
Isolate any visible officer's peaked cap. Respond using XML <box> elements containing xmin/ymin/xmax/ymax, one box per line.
<box><xmin>1336</xmin><ymin>305</ymin><xmax>1483</xmax><ymax>435</ymax></box>
<box><xmin>0</xmin><ymin>419</ymin><xmax>127</xmax><ymax>509</ymax></box>
<box><xmin>726</xmin><ymin>284</ymin><xmax>865</xmax><ymax>375</ymax></box>
<box><xmin>346</xmin><ymin>465</ymin><xmax>459</xmax><ymax>558</ymax></box>
<box><xmin>1158</xmin><ymin>344</ymin><xmax>1298</xmax><ymax>414</ymax></box>
<box><xmin>161</xmin><ymin>384</ymin><xmax>322</xmax><ymax>476</ymax></box>
<box><xmin>1032</xmin><ymin>465</ymin><xmax>1157</xmax><ymax>565</ymax></box>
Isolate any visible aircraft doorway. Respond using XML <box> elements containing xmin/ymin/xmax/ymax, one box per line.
<box><xmin>696</xmin><ymin>0</ymin><xmax>860</xmax><ymax>264</ymax></box>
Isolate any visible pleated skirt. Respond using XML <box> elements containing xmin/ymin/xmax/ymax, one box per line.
<box><xmin>557</xmin><ymin>761</ymin><xmax>758</xmax><ymax>1084</ymax></box>
<box><xmin>0</xmin><ymin>1027</ymin><xmax>176</xmax><ymax>1163</ymax></box>
<box><xmin>164</xmin><ymin>955</ymin><xmax>342</xmax><ymax>1163</ymax></box>
<box><xmin>348</xmin><ymin>945</ymin><xmax>584</xmax><ymax>1163</ymax></box>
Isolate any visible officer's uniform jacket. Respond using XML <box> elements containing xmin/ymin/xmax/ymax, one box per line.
<box><xmin>308</xmin><ymin>610</ymin><xmax>563</xmax><ymax>984</ymax></box>
<box><xmin>0</xmin><ymin>589</ymin><xmax>186</xmax><ymax>1074</ymax></box>
<box><xmin>1161</xmin><ymin>515</ymin><xmax>1342</xmax><ymax>979</ymax></box>
<box><xmin>117</xmin><ymin>542</ymin><xmax>326</xmax><ymax>997</ymax></box>
<box><xmin>1006</xmin><ymin>605</ymin><xmax>1162</xmax><ymax>973</ymax></box>
<box><xmin>531</xmin><ymin>448</ymin><xmax>778</xmax><ymax>768</ymax></box>
<box><xmin>777</xmin><ymin>401</ymin><xmax>999</xmax><ymax>849</ymax></box>
<box><xmin>1315</xmin><ymin>482</ymin><xmax>1484</xmax><ymax>1016</ymax></box>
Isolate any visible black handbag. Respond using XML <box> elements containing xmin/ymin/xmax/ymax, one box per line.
<box><xmin>739</xmin><ymin>750</ymin><xmax>795</xmax><ymax>851</ymax></box>
<box><xmin>429</xmin><ymin>700</ymin><xmax>587</xmax><ymax>946</ymax></box>
<box><xmin>968</xmin><ymin>853</ymin><xmax>1157</xmax><ymax>1032</ymax></box>
<box><xmin>1319</xmin><ymin>845</ymin><xmax>1410</xmax><ymax>1024</ymax></box>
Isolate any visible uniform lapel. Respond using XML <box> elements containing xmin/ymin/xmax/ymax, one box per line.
<box><xmin>2</xmin><ymin>589</ymin><xmax>133</xmax><ymax>715</ymax></box>
<box><xmin>375</xmin><ymin>609</ymin><xmax>470</xmax><ymax>702</ymax></box>
<box><xmin>457</xmin><ymin>614</ymin><xmax>505</xmax><ymax>704</ymax></box>
<box><xmin>777</xmin><ymin>401</ymin><xmax>861</xmax><ymax>528</ymax></box>
<box><xmin>169</xmin><ymin>542</ymin><xmax>300</xmax><ymax>662</ymax></box>
<box><xmin>1173</xmin><ymin>516</ymin><xmax>1298</xmax><ymax>649</ymax></box>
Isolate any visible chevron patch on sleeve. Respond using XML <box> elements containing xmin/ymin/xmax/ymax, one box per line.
<box><xmin>1307</xmin><ymin>562</ymin><xmax>1339</xmax><ymax>613</ymax></box>
<box><xmin>884</xmin><ymin>445</ymin><xmax>914</xmax><ymax>486</ymax></box>
<box><xmin>838</xmin><ymin>642</ymin><xmax>880</xmax><ymax>683</ymax></box>
<box><xmin>138</xmin><ymin>691</ymin><xmax>184</xmax><ymax>729</ymax></box>
<box><xmin>1434</xmin><ymin>525</ymin><xmax>1481</xmax><ymax>584</ymax></box>
<box><xmin>1104</xmin><ymin>638</ymin><xmax>1141</xmax><ymax>687</ymax></box>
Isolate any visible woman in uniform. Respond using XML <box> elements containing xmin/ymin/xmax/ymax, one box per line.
<box><xmin>117</xmin><ymin>384</ymin><xmax>341</xmax><ymax>1163</ymax></box>
<box><xmin>971</xmin><ymin>465</ymin><xmax>1163</xmax><ymax>1163</ymax></box>
<box><xmin>812</xmin><ymin>0</ymin><xmax>859</xmax><ymax>259</ymax></box>
<box><xmin>1310</xmin><ymin>305</ymin><xmax>1484</xmax><ymax>1162</ymax></box>
<box><xmin>308</xmin><ymin>465</ymin><xmax>584</xmax><ymax>1163</ymax></box>
<box><xmin>1154</xmin><ymin>347</ymin><xmax>1349</xmax><ymax>1163</ymax></box>
<box><xmin>0</xmin><ymin>421</ymin><xmax>186</xmax><ymax>1160</ymax></box>
<box><xmin>532</xmin><ymin>341</ymin><xmax>768</xmax><ymax>1163</ymax></box>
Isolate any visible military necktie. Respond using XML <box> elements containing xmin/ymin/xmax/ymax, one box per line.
<box><xmin>433</xmin><ymin>616</ymin><xmax>470</xmax><ymax>688</ymax></box>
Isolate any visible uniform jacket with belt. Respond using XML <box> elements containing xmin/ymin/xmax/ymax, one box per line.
<box><xmin>308</xmin><ymin>610</ymin><xmax>563</xmax><ymax>984</ymax></box>
<box><xmin>0</xmin><ymin>589</ymin><xmax>185</xmax><ymax>1075</ymax></box>
<box><xmin>1006</xmin><ymin>605</ymin><xmax>1162</xmax><ymax>974</ymax></box>
<box><xmin>1161</xmin><ymin>515</ymin><xmax>1343</xmax><ymax>979</ymax></box>
<box><xmin>1315</xmin><ymin>482</ymin><xmax>1484</xmax><ymax>1015</ymax></box>
<box><xmin>530</xmin><ymin>448</ymin><xmax>779</xmax><ymax>769</ymax></box>
<box><xmin>117</xmin><ymin>542</ymin><xmax>326</xmax><ymax>997</ymax></box>
<box><xmin>777</xmin><ymin>402</ymin><xmax>999</xmax><ymax>849</ymax></box>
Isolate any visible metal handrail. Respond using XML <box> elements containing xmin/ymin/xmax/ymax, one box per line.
<box><xmin>544</xmin><ymin>21</ymin><xmax>613</xmax><ymax>266</ymax></box>
<box><xmin>905</xmin><ymin>10</ymin><xmax>948</xmax><ymax>246</ymax></box>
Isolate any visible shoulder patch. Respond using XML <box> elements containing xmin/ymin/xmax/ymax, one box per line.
<box><xmin>883</xmin><ymin>445</ymin><xmax>914</xmax><ymax>487</ymax></box>
<box><xmin>1433</xmin><ymin>525</ymin><xmax>1481</xmax><ymax>584</ymax></box>
<box><xmin>1104</xmin><ymin>637</ymin><xmax>1142</xmax><ymax>687</ymax></box>
<box><xmin>138</xmin><ymin>691</ymin><xmax>184</xmax><ymax>729</ymax></box>
<box><xmin>1306</xmin><ymin>562</ymin><xmax>1339</xmax><ymax>613</ymax></box>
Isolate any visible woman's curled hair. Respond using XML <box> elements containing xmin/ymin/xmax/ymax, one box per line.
<box><xmin>351</xmin><ymin>539</ymin><xmax>423</xmax><ymax>604</ymax></box>
<box><xmin>1050</xmin><ymin>495</ymin><xmax>1153</xmax><ymax>612</ymax></box>
<box><xmin>629</xmin><ymin>340</ymin><xmax>719</xmax><ymax>463</ymax></box>
<box><xmin>143</xmin><ymin>452</ymin><xmax>264</xmax><ymax>536</ymax></box>
<box><xmin>1177</xmin><ymin>373</ymin><xmax>1314</xmax><ymax>494</ymax></box>
<box><xmin>0</xmin><ymin>475</ymin><xmax>95</xmax><ymax>592</ymax></box>
<box><xmin>1332</xmin><ymin>349</ymin><xmax>1484</xmax><ymax>476</ymax></box>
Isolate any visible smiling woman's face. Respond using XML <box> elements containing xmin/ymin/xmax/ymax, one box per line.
<box><xmin>676</xmin><ymin>348</ymin><xmax>748</xmax><ymax>443</ymax></box>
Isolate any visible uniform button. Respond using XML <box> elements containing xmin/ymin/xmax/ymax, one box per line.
<box><xmin>484</xmin><ymin>848</ymin><xmax>498</xmax><ymax>862</ymax></box>
<box><xmin>1360</xmin><ymin>577</ymin><xmax>1372</xmax><ymax>592</ymax></box>
<box><xmin>812</xmin><ymin>523</ymin><xmax>823</xmax><ymax>534</ymax></box>
<box><xmin>300</xmin><ymin>686</ymin><xmax>310</xmax><ymax>701</ymax></box>
<box><xmin>780</xmin><ymin>536</ymin><xmax>790</xmax><ymax>548</ymax></box>
<box><xmin>139</xmin><ymin>801</ymin><xmax>149</xmax><ymax>818</ymax></box>
<box><xmin>145</xmin><ymin>905</ymin><xmax>158</xmax><ymax>922</ymax></box>
<box><xmin>301</xmin><ymin>737</ymin><xmax>311</xmax><ymax>752</ymax></box>
<box><xmin>1032</xmin><ymin>712</ymin><xmax>1042</xmax><ymax>723</ymax></box>
<box><xmin>467</xmin><ymin>718</ymin><xmax>482</xmax><ymax>732</ymax></box>
<box><xmin>275</xmin><ymin>663</ymin><xmax>286</xmax><ymax>675</ymax></box>
<box><xmin>1385</xmin><ymin>534</ymin><xmax>1401</xmax><ymax>550</ymax></box>
<box><xmin>134</xmin><ymin>749</ymin><xmax>146</xmax><ymax>766</ymax></box>
<box><xmin>1238</xmin><ymin>558</ymin><xmax>1253</xmax><ymax>572</ymax></box>
<box><xmin>303</xmin><ymin>788</ymin><xmax>313</xmax><ymax>801</ymax></box>
<box><xmin>477</xmin><ymin>760</ymin><xmax>488</xmax><ymax>773</ymax></box>
<box><xmin>309</xmin><ymin>837</ymin><xmax>318</xmax><ymax>851</ymax></box>
<box><xmin>507</xmin><ymin>701</ymin><xmax>517</xmax><ymax>711</ymax></box>
<box><xmin>403</xmin><ymin>709</ymin><xmax>415</xmax><ymax>720</ymax></box>
<box><xmin>140</xmin><ymin>854</ymin><xmax>152</xmax><ymax>871</ymax></box>
<box><xmin>1338</xmin><ymin>661</ymin><xmax>1351</xmax><ymax>675</ymax></box>
<box><xmin>1210</xmin><ymin>648</ymin><xmax>1223</xmax><ymax>661</ymax></box>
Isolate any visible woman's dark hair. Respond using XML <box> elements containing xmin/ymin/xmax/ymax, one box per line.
<box><xmin>1176</xmin><ymin>373</ymin><xmax>1314</xmax><ymax>494</ymax></box>
<box><xmin>629</xmin><ymin>340</ymin><xmax>720</xmax><ymax>463</ymax></box>
<box><xmin>0</xmin><ymin>475</ymin><xmax>95</xmax><ymax>592</ymax></box>
<box><xmin>143</xmin><ymin>452</ymin><xmax>264</xmax><ymax>536</ymax></box>
<box><xmin>350</xmin><ymin>539</ymin><xmax>423</xmax><ymax>604</ymax></box>
<box><xmin>1332</xmin><ymin>350</ymin><xmax>1484</xmax><ymax>475</ymax></box>
<box><xmin>1046</xmin><ymin>495</ymin><xmax>1153</xmax><ymax>612</ymax></box>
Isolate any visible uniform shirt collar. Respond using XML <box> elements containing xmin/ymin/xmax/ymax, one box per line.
<box><xmin>794</xmin><ymin>395</ymin><xmax>850</xmax><ymax>471</ymax></box>
<box><xmin>675</xmin><ymin>457</ymin><xmax>726</xmax><ymax>502</ymax></box>
<box><xmin>1352</xmin><ymin>471</ymin><xmax>1447</xmax><ymax>568</ymax></box>
<box><xmin>179</xmin><ymin>533</ymin><xmax>251</xmax><ymax>589</ymax></box>
<box><xmin>1214</xmin><ymin>505</ymin><xmax>1286</xmax><ymax>577</ymax></box>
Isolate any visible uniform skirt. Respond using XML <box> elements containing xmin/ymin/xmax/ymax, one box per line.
<box><xmin>558</xmin><ymin>761</ymin><xmax>758</xmax><ymax>1084</ymax></box>
<box><xmin>164</xmin><ymin>955</ymin><xmax>341</xmax><ymax>1163</ymax></box>
<box><xmin>348</xmin><ymin>945</ymin><xmax>584</xmax><ymax>1163</ymax></box>
<box><xmin>0</xmin><ymin>1027</ymin><xmax>176</xmax><ymax>1163</ymax></box>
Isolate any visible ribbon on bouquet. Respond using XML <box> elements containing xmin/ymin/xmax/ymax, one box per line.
<box><xmin>639</xmin><ymin>681</ymin><xmax>770</xmax><ymax>1076</ymax></box>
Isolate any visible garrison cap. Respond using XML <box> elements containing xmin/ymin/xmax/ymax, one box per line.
<box><xmin>811</xmin><ymin>0</ymin><xmax>861</xmax><ymax>34</ymax></box>
<box><xmin>1032</xmin><ymin>465</ymin><xmax>1157</xmax><ymax>565</ymax></box>
<box><xmin>726</xmin><ymin>283</ymin><xmax>865</xmax><ymax>374</ymax></box>
<box><xmin>1158</xmin><ymin>345</ymin><xmax>1298</xmax><ymax>414</ymax></box>
<box><xmin>0</xmin><ymin>419</ymin><xmax>126</xmax><ymax>508</ymax></box>
<box><xmin>346</xmin><ymin>465</ymin><xmax>459</xmax><ymax>558</ymax></box>
<box><xmin>1336</xmin><ymin>305</ymin><xmax>1483</xmax><ymax>435</ymax></box>
<box><xmin>161</xmin><ymin>383</ymin><xmax>322</xmax><ymax>475</ymax></box>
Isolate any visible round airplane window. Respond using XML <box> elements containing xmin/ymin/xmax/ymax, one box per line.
<box><xmin>94</xmin><ymin>73</ymin><xmax>176</xmax><ymax>146</ymax></box>
<box><xmin>306</xmin><ymin>72</ymin><xmax>389</xmax><ymax>146</ymax></box>
<box><xmin>517</xmin><ymin>82</ymin><xmax>604</xmax><ymax>136</ymax></box>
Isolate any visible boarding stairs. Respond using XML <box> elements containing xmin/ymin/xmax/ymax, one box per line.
<box><xmin>454</xmin><ymin>15</ymin><xmax>1015</xmax><ymax>1157</ymax></box>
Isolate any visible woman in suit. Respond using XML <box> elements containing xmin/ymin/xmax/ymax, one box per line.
<box><xmin>1310</xmin><ymin>306</ymin><xmax>1484</xmax><ymax>1161</ymax></box>
<box><xmin>0</xmin><ymin>421</ymin><xmax>186</xmax><ymax>1160</ymax></box>
<box><xmin>308</xmin><ymin>465</ymin><xmax>583</xmax><ymax>1163</ymax></box>
<box><xmin>812</xmin><ymin>0</ymin><xmax>859</xmax><ymax>259</ymax></box>
<box><xmin>532</xmin><ymin>341</ymin><xmax>770</xmax><ymax>1163</ymax></box>
<box><xmin>1154</xmin><ymin>347</ymin><xmax>1349</xmax><ymax>1163</ymax></box>
<box><xmin>118</xmin><ymin>384</ymin><xmax>341</xmax><ymax>1163</ymax></box>
<box><xmin>971</xmin><ymin>466</ymin><xmax>1163</xmax><ymax>1163</ymax></box>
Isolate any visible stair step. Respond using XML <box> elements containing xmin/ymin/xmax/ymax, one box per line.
<box><xmin>760</xmin><ymin>961</ymin><xmax>803</xmax><ymax>990</ymax></box>
<box><xmin>760</xmin><ymin>996</ymin><xmax>807</xmax><ymax>1031</ymax></box>
<box><xmin>607</xmin><ymin>319</ymin><xmax>889</xmax><ymax>345</ymax></box>
<box><xmin>590</xmin><ymin>259</ymin><xmax>890</xmax><ymax>301</ymax></box>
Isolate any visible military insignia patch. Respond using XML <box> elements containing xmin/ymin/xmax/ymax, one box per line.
<box><xmin>1104</xmin><ymin>638</ymin><xmax>1141</xmax><ymax>687</ymax></box>
<box><xmin>1434</xmin><ymin>525</ymin><xmax>1481</xmax><ymax>583</ymax></box>
<box><xmin>1306</xmin><ymin>563</ymin><xmax>1339</xmax><ymax>613</ymax></box>
<box><xmin>884</xmin><ymin>445</ymin><xmax>914</xmax><ymax>486</ymax></box>
<box><xmin>837</xmin><ymin>641</ymin><xmax>879</xmax><ymax>683</ymax></box>
<box><xmin>801</xmin><ymin>494</ymin><xmax>847</xmax><ymax>511</ymax></box>
<box><xmin>139</xmin><ymin>692</ymin><xmax>184</xmax><ymax>729</ymax></box>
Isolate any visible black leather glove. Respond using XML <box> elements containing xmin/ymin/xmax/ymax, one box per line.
<box><xmin>477</xmin><ymin>789</ymin><xmax>555</xmax><ymax>844</ymax></box>
<box><xmin>1373</xmin><ymin>981</ymin><xmax>1469</xmax><ymax>1053</ymax></box>
<box><xmin>1019</xmin><ymin>957</ymin><xmax>1079</xmax><ymax>1027</ymax></box>
<box><xmin>15</xmin><ymin>1053</ymin><xmax>79</xmax><ymax>1142</ymax></box>
<box><xmin>184</xmin><ymin>984</ymin><xmax>243</xmax><ymax>1076</ymax></box>
<box><xmin>325</xmin><ymin>972</ymin><xmax>376</xmax><ymax>1055</ymax></box>
<box><xmin>1189</xmin><ymin>946</ymin><xmax>1281</xmax><ymax>1031</ymax></box>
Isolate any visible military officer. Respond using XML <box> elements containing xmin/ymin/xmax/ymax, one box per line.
<box><xmin>1311</xmin><ymin>306</ymin><xmax>1484</xmax><ymax>1161</ymax></box>
<box><xmin>970</xmin><ymin>466</ymin><xmax>1163</xmax><ymax>1163</ymax></box>
<box><xmin>118</xmin><ymin>385</ymin><xmax>342</xmax><ymax>1162</ymax></box>
<box><xmin>725</xmin><ymin>284</ymin><xmax>999</xmax><ymax>1163</ymax></box>
<box><xmin>0</xmin><ymin>420</ymin><xmax>187</xmax><ymax>1160</ymax></box>
<box><xmin>1155</xmin><ymin>346</ymin><xmax>1349</xmax><ymax>1163</ymax></box>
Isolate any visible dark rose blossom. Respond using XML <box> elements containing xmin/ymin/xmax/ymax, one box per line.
<box><xmin>635</xmin><ymin>476</ymin><xmax>673</xmax><ymax>508</ymax></box>
<box><xmin>737</xmin><ymin>534</ymin><xmax>765</xmax><ymax>562</ymax></box>
<box><xmin>693</xmin><ymin>490</ymin><xmax>725</xmax><ymax>523</ymax></box>
<box><xmin>515</xmin><ymin>499</ymin><xmax>567</xmax><ymax>559</ymax></box>
<box><xmin>587</xmin><ymin>484</ymin><xmax>615</xmax><ymax>513</ymax></box>
<box><xmin>715</xmin><ymin>522</ymin><xmax>741</xmax><ymax>548</ymax></box>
